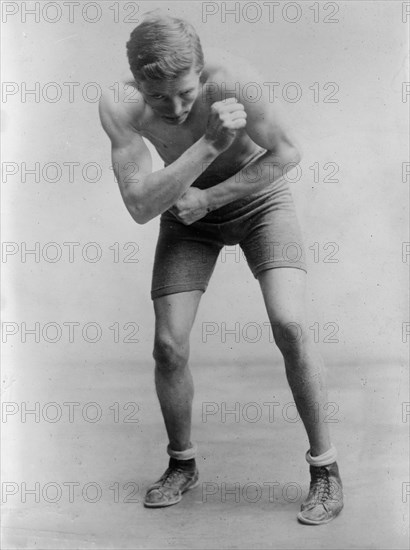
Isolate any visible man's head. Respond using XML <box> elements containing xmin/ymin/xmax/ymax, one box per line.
<box><xmin>126</xmin><ymin>11</ymin><xmax>204</xmax><ymax>124</ymax></box>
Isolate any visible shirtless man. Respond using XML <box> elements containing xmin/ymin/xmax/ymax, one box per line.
<box><xmin>99</xmin><ymin>11</ymin><xmax>343</xmax><ymax>525</ymax></box>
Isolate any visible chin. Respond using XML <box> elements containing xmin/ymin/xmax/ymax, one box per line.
<box><xmin>164</xmin><ymin>114</ymin><xmax>189</xmax><ymax>125</ymax></box>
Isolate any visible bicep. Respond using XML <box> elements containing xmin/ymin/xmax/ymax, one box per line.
<box><xmin>219</xmin><ymin>57</ymin><xmax>300</xmax><ymax>154</ymax></box>
<box><xmin>243</xmin><ymin>94</ymin><xmax>298</xmax><ymax>154</ymax></box>
<box><xmin>111</xmin><ymin>136</ymin><xmax>152</xmax><ymax>203</ymax></box>
<box><xmin>99</xmin><ymin>93</ymin><xmax>153</xmax><ymax>202</ymax></box>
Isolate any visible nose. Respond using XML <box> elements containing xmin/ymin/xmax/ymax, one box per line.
<box><xmin>168</xmin><ymin>97</ymin><xmax>184</xmax><ymax>117</ymax></box>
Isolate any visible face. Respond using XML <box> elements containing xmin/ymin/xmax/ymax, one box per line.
<box><xmin>138</xmin><ymin>67</ymin><xmax>201</xmax><ymax>125</ymax></box>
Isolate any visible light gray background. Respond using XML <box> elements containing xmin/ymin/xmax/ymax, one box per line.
<box><xmin>2</xmin><ymin>0</ymin><xmax>408</xmax><ymax>367</ymax></box>
<box><xmin>1</xmin><ymin>1</ymin><xmax>409</xmax><ymax>549</ymax></box>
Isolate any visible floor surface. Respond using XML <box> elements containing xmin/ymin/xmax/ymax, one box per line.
<box><xmin>2</xmin><ymin>360</ymin><xmax>408</xmax><ymax>549</ymax></box>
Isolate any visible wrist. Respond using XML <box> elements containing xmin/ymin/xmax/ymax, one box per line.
<box><xmin>202</xmin><ymin>187</ymin><xmax>216</xmax><ymax>213</ymax></box>
<box><xmin>200</xmin><ymin>135</ymin><xmax>221</xmax><ymax>159</ymax></box>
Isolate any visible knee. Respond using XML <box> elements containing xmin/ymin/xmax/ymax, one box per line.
<box><xmin>153</xmin><ymin>333</ymin><xmax>189</xmax><ymax>373</ymax></box>
<box><xmin>271</xmin><ymin>320</ymin><xmax>309</xmax><ymax>360</ymax></box>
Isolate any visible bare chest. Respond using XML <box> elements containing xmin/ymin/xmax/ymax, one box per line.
<box><xmin>139</xmin><ymin>121</ymin><xmax>207</xmax><ymax>165</ymax></box>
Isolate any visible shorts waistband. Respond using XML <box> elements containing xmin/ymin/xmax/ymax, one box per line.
<box><xmin>205</xmin><ymin>175</ymin><xmax>291</xmax><ymax>222</ymax></box>
<box><xmin>191</xmin><ymin>147</ymin><xmax>268</xmax><ymax>191</ymax></box>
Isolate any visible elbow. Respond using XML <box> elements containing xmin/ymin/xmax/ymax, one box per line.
<box><xmin>281</xmin><ymin>146</ymin><xmax>302</xmax><ymax>169</ymax></box>
<box><xmin>288</xmin><ymin>145</ymin><xmax>302</xmax><ymax>165</ymax></box>
<box><xmin>133</xmin><ymin>215</ymin><xmax>149</xmax><ymax>225</ymax></box>
<box><xmin>295</xmin><ymin>148</ymin><xmax>302</xmax><ymax>164</ymax></box>
<box><xmin>269</xmin><ymin>143</ymin><xmax>302</xmax><ymax>167</ymax></box>
<box><xmin>122</xmin><ymin>185</ymin><xmax>153</xmax><ymax>225</ymax></box>
<box><xmin>137</xmin><ymin>214</ymin><xmax>152</xmax><ymax>225</ymax></box>
<box><xmin>124</xmin><ymin>197</ymin><xmax>152</xmax><ymax>225</ymax></box>
<box><xmin>130</xmin><ymin>205</ymin><xmax>152</xmax><ymax>225</ymax></box>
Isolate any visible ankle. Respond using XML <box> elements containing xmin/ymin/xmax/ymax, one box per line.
<box><xmin>169</xmin><ymin>457</ymin><xmax>196</xmax><ymax>471</ymax></box>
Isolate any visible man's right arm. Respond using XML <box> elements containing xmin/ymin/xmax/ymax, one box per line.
<box><xmin>98</xmin><ymin>92</ymin><xmax>219</xmax><ymax>224</ymax></box>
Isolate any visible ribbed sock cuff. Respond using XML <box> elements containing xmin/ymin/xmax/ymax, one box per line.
<box><xmin>305</xmin><ymin>444</ymin><xmax>337</xmax><ymax>467</ymax></box>
<box><xmin>167</xmin><ymin>443</ymin><xmax>197</xmax><ymax>460</ymax></box>
<box><xmin>169</xmin><ymin>457</ymin><xmax>196</xmax><ymax>471</ymax></box>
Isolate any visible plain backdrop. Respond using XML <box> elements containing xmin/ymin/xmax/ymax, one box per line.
<box><xmin>2</xmin><ymin>0</ymin><xmax>408</xmax><ymax>370</ymax></box>
<box><xmin>1</xmin><ymin>2</ymin><xmax>409</xmax><ymax>549</ymax></box>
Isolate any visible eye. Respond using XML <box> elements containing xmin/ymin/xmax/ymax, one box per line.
<box><xmin>181</xmin><ymin>90</ymin><xmax>193</xmax><ymax>96</ymax></box>
<box><xmin>150</xmin><ymin>94</ymin><xmax>164</xmax><ymax>100</ymax></box>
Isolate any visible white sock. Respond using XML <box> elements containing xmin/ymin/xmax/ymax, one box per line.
<box><xmin>305</xmin><ymin>444</ymin><xmax>337</xmax><ymax>467</ymax></box>
<box><xmin>167</xmin><ymin>443</ymin><xmax>197</xmax><ymax>460</ymax></box>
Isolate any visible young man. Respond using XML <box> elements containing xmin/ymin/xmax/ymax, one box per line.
<box><xmin>99</xmin><ymin>11</ymin><xmax>343</xmax><ymax>525</ymax></box>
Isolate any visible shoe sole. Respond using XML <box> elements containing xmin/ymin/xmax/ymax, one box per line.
<box><xmin>143</xmin><ymin>478</ymin><xmax>200</xmax><ymax>508</ymax></box>
<box><xmin>297</xmin><ymin>506</ymin><xmax>343</xmax><ymax>525</ymax></box>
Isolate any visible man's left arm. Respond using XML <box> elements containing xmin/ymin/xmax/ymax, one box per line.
<box><xmin>204</xmin><ymin>67</ymin><xmax>301</xmax><ymax>211</ymax></box>
<box><xmin>172</xmin><ymin>61</ymin><xmax>302</xmax><ymax>224</ymax></box>
<box><xmin>205</xmin><ymin>146</ymin><xmax>300</xmax><ymax>213</ymax></box>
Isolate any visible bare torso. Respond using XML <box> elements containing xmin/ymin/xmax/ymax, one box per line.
<box><xmin>121</xmin><ymin>54</ymin><xmax>265</xmax><ymax>187</ymax></box>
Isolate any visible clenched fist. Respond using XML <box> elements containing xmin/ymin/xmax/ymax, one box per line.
<box><xmin>169</xmin><ymin>187</ymin><xmax>210</xmax><ymax>225</ymax></box>
<box><xmin>204</xmin><ymin>97</ymin><xmax>247</xmax><ymax>153</ymax></box>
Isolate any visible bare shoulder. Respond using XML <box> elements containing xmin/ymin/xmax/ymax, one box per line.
<box><xmin>203</xmin><ymin>48</ymin><xmax>297</xmax><ymax>152</ymax></box>
<box><xmin>202</xmin><ymin>47</ymin><xmax>263</xmax><ymax>88</ymax></box>
<box><xmin>98</xmin><ymin>71</ymin><xmax>145</xmax><ymax>144</ymax></box>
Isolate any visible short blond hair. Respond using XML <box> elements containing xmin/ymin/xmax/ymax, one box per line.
<box><xmin>126</xmin><ymin>11</ymin><xmax>204</xmax><ymax>82</ymax></box>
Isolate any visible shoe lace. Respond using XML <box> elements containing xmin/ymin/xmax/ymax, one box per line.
<box><xmin>309</xmin><ymin>467</ymin><xmax>331</xmax><ymax>504</ymax></box>
<box><xmin>159</xmin><ymin>467</ymin><xmax>188</xmax><ymax>487</ymax></box>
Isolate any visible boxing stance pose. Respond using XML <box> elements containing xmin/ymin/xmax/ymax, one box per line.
<box><xmin>99</xmin><ymin>11</ymin><xmax>343</xmax><ymax>525</ymax></box>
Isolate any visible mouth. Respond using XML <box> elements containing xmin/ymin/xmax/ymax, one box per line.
<box><xmin>162</xmin><ymin>112</ymin><xmax>189</xmax><ymax>124</ymax></box>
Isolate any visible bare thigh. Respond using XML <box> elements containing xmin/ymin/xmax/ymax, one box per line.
<box><xmin>258</xmin><ymin>267</ymin><xmax>308</xmax><ymax>351</ymax></box>
<box><xmin>153</xmin><ymin>290</ymin><xmax>204</xmax><ymax>353</ymax></box>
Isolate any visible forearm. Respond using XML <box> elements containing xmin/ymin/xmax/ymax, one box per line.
<box><xmin>130</xmin><ymin>137</ymin><xmax>219</xmax><ymax>223</ymax></box>
<box><xmin>204</xmin><ymin>148</ymin><xmax>301</xmax><ymax>212</ymax></box>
